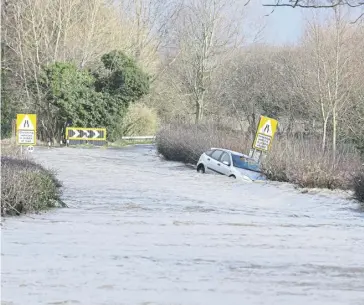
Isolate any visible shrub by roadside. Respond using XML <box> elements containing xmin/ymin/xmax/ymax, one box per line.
<box><xmin>156</xmin><ymin>123</ymin><xmax>362</xmax><ymax>191</ymax></box>
<box><xmin>1</xmin><ymin>145</ymin><xmax>65</xmax><ymax>216</ymax></box>
<box><xmin>261</xmin><ymin>137</ymin><xmax>361</xmax><ymax>190</ymax></box>
<box><xmin>353</xmin><ymin>169</ymin><xmax>364</xmax><ymax>204</ymax></box>
<box><xmin>120</xmin><ymin>103</ymin><xmax>158</xmax><ymax>137</ymax></box>
<box><xmin>156</xmin><ymin>123</ymin><xmax>251</xmax><ymax>164</ymax></box>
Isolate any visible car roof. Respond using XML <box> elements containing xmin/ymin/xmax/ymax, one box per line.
<box><xmin>209</xmin><ymin>147</ymin><xmax>251</xmax><ymax>159</ymax></box>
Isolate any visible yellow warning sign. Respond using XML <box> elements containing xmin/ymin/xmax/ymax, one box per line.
<box><xmin>253</xmin><ymin>116</ymin><xmax>278</xmax><ymax>152</ymax></box>
<box><xmin>16</xmin><ymin>114</ymin><xmax>37</xmax><ymax>145</ymax></box>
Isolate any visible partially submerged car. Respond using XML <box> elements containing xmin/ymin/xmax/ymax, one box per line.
<box><xmin>196</xmin><ymin>148</ymin><xmax>266</xmax><ymax>182</ymax></box>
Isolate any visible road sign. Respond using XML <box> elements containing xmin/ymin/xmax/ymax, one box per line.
<box><xmin>16</xmin><ymin>114</ymin><xmax>37</xmax><ymax>145</ymax></box>
<box><xmin>253</xmin><ymin>116</ymin><xmax>278</xmax><ymax>152</ymax></box>
<box><xmin>66</xmin><ymin>127</ymin><xmax>107</xmax><ymax>141</ymax></box>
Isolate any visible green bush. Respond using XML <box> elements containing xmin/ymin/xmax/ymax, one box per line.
<box><xmin>32</xmin><ymin>50</ymin><xmax>151</xmax><ymax>143</ymax></box>
<box><xmin>119</xmin><ymin>103</ymin><xmax>158</xmax><ymax>137</ymax></box>
<box><xmin>1</xmin><ymin>156</ymin><xmax>65</xmax><ymax>216</ymax></box>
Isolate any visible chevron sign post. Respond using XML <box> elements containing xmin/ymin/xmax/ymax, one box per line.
<box><xmin>66</xmin><ymin>127</ymin><xmax>107</xmax><ymax>146</ymax></box>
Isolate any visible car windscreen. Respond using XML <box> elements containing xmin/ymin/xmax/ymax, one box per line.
<box><xmin>231</xmin><ymin>154</ymin><xmax>261</xmax><ymax>172</ymax></box>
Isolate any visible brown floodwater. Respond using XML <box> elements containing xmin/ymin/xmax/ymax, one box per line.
<box><xmin>1</xmin><ymin>145</ymin><xmax>364</xmax><ymax>305</ymax></box>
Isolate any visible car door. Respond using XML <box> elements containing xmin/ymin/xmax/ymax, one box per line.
<box><xmin>206</xmin><ymin>149</ymin><xmax>224</xmax><ymax>174</ymax></box>
<box><xmin>201</xmin><ymin>149</ymin><xmax>214</xmax><ymax>173</ymax></box>
<box><xmin>218</xmin><ymin>152</ymin><xmax>232</xmax><ymax>176</ymax></box>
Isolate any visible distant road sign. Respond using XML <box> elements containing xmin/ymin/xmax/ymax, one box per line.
<box><xmin>66</xmin><ymin>127</ymin><xmax>107</xmax><ymax>141</ymax></box>
<box><xmin>16</xmin><ymin>114</ymin><xmax>37</xmax><ymax>145</ymax></box>
<box><xmin>253</xmin><ymin>116</ymin><xmax>278</xmax><ymax>152</ymax></box>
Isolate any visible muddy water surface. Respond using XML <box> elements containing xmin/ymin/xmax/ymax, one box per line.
<box><xmin>1</xmin><ymin>146</ymin><xmax>364</xmax><ymax>305</ymax></box>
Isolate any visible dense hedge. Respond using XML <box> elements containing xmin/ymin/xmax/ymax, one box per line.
<box><xmin>1</xmin><ymin>156</ymin><xmax>65</xmax><ymax>216</ymax></box>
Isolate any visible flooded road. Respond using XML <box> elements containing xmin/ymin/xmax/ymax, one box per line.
<box><xmin>2</xmin><ymin>145</ymin><xmax>364</xmax><ymax>305</ymax></box>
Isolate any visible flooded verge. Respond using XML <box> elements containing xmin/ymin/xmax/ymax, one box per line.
<box><xmin>1</xmin><ymin>146</ymin><xmax>364</xmax><ymax>305</ymax></box>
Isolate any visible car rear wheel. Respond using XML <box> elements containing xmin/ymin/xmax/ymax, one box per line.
<box><xmin>197</xmin><ymin>164</ymin><xmax>205</xmax><ymax>173</ymax></box>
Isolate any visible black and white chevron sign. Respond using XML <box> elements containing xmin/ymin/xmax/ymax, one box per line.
<box><xmin>67</xmin><ymin>128</ymin><xmax>106</xmax><ymax>140</ymax></box>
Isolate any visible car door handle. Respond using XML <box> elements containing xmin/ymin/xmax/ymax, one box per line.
<box><xmin>207</xmin><ymin>158</ymin><xmax>210</xmax><ymax>161</ymax></box>
<box><xmin>217</xmin><ymin>163</ymin><xmax>221</xmax><ymax>166</ymax></box>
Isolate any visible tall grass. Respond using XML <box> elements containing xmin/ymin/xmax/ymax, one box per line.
<box><xmin>156</xmin><ymin>123</ymin><xmax>362</xmax><ymax>191</ymax></box>
<box><xmin>261</xmin><ymin>137</ymin><xmax>361</xmax><ymax>190</ymax></box>
<box><xmin>1</xmin><ymin>141</ymin><xmax>23</xmax><ymax>158</ymax></box>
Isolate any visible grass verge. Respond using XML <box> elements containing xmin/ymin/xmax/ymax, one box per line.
<box><xmin>109</xmin><ymin>139</ymin><xmax>155</xmax><ymax>147</ymax></box>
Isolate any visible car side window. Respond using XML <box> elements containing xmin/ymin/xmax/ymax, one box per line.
<box><xmin>220</xmin><ymin>152</ymin><xmax>231</xmax><ymax>165</ymax></box>
<box><xmin>211</xmin><ymin>150</ymin><xmax>223</xmax><ymax>160</ymax></box>
<box><xmin>205</xmin><ymin>150</ymin><xmax>214</xmax><ymax>157</ymax></box>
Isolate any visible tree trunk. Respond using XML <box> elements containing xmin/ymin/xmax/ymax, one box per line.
<box><xmin>332</xmin><ymin>107</ymin><xmax>337</xmax><ymax>163</ymax></box>
<box><xmin>322</xmin><ymin>117</ymin><xmax>328</xmax><ymax>152</ymax></box>
<box><xmin>195</xmin><ymin>99</ymin><xmax>203</xmax><ymax>124</ymax></box>
<box><xmin>250</xmin><ymin>113</ymin><xmax>257</xmax><ymax>141</ymax></box>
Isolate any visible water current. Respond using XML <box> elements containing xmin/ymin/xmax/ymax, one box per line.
<box><xmin>1</xmin><ymin>145</ymin><xmax>364</xmax><ymax>305</ymax></box>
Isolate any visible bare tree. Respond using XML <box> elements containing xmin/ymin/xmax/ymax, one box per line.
<box><xmin>116</xmin><ymin>0</ymin><xmax>183</xmax><ymax>75</ymax></box>
<box><xmin>212</xmin><ymin>45</ymin><xmax>310</xmax><ymax>139</ymax></box>
<box><xmin>263</xmin><ymin>0</ymin><xmax>363</xmax><ymax>8</ymax></box>
<box><xmin>262</xmin><ymin>0</ymin><xmax>364</xmax><ymax>22</ymax></box>
<box><xmin>166</xmin><ymin>0</ymin><xmax>245</xmax><ymax>123</ymax></box>
<box><xmin>301</xmin><ymin>7</ymin><xmax>362</xmax><ymax>157</ymax></box>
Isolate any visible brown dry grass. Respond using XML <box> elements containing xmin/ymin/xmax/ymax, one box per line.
<box><xmin>261</xmin><ymin>137</ymin><xmax>361</xmax><ymax>190</ymax></box>
<box><xmin>156</xmin><ymin>123</ymin><xmax>362</xmax><ymax>191</ymax></box>
<box><xmin>1</xmin><ymin>142</ymin><xmax>24</xmax><ymax>159</ymax></box>
<box><xmin>156</xmin><ymin>123</ymin><xmax>252</xmax><ymax>164</ymax></box>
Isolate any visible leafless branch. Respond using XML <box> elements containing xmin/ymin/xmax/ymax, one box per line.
<box><xmin>263</xmin><ymin>0</ymin><xmax>364</xmax><ymax>8</ymax></box>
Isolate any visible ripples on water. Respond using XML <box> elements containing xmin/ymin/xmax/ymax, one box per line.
<box><xmin>1</xmin><ymin>146</ymin><xmax>364</xmax><ymax>305</ymax></box>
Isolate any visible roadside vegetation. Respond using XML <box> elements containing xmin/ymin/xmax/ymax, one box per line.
<box><xmin>261</xmin><ymin>138</ymin><xmax>361</xmax><ymax>190</ymax></box>
<box><xmin>156</xmin><ymin>123</ymin><xmax>252</xmax><ymax>164</ymax></box>
<box><xmin>353</xmin><ymin>171</ymin><xmax>364</xmax><ymax>206</ymax></box>
<box><xmin>156</xmin><ymin>123</ymin><xmax>362</xmax><ymax>191</ymax></box>
<box><xmin>1</xmin><ymin>0</ymin><xmax>363</xmax><ymax>203</ymax></box>
<box><xmin>1</xmin><ymin>144</ymin><xmax>65</xmax><ymax>216</ymax></box>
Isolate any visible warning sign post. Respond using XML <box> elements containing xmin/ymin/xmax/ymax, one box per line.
<box><xmin>250</xmin><ymin>116</ymin><xmax>278</xmax><ymax>163</ymax></box>
<box><xmin>254</xmin><ymin>134</ymin><xmax>272</xmax><ymax>151</ymax></box>
<box><xmin>16</xmin><ymin>114</ymin><xmax>37</xmax><ymax>145</ymax></box>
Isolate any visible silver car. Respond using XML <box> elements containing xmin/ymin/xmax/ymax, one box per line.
<box><xmin>196</xmin><ymin>148</ymin><xmax>266</xmax><ymax>181</ymax></box>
